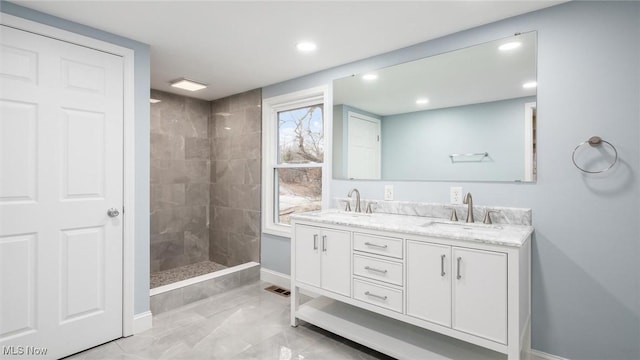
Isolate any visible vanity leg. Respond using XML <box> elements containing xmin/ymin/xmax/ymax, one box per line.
<box><xmin>524</xmin><ymin>321</ymin><xmax>532</xmax><ymax>360</ymax></box>
<box><xmin>290</xmin><ymin>284</ymin><xmax>300</xmax><ymax>327</ymax></box>
<box><xmin>507</xmin><ymin>340</ymin><xmax>523</xmax><ymax>360</ymax></box>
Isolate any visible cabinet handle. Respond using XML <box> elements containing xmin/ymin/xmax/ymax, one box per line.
<box><xmin>364</xmin><ymin>242</ymin><xmax>388</xmax><ymax>249</ymax></box>
<box><xmin>457</xmin><ymin>257</ymin><xmax>462</xmax><ymax>279</ymax></box>
<box><xmin>322</xmin><ymin>235</ymin><xmax>327</xmax><ymax>252</ymax></box>
<box><xmin>364</xmin><ymin>291</ymin><xmax>388</xmax><ymax>301</ymax></box>
<box><xmin>313</xmin><ymin>234</ymin><xmax>318</xmax><ymax>250</ymax></box>
<box><xmin>364</xmin><ymin>266</ymin><xmax>388</xmax><ymax>274</ymax></box>
<box><xmin>440</xmin><ymin>254</ymin><xmax>446</xmax><ymax>277</ymax></box>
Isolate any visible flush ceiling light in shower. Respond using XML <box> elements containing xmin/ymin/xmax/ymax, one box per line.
<box><xmin>522</xmin><ymin>81</ymin><xmax>537</xmax><ymax>89</ymax></box>
<box><xmin>170</xmin><ymin>78</ymin><xmax>208</xmax><ymax>91</ymax></box>
<box><xmin>149</xmin><ymin>98</ymin><xmax>161</xmax><ymax>104</ymax></box>
<box><xmin>416</xmin><ymin>98</ymin><xmax>429</xmax><ymax>105</ymax></box>
<box><xmin>296</xmin><ymin>41</ymin><xmax>317</xmax><ymax>52</ymax></box>
<box><xmin>499</xmin><ymin>41</ymin><xmax>522</xmax><ymax>51</ymax></box>
<box><xmin>362</xmin><ymin>73</ymin><xmax>378</xmax><ymax>81</ymax></box>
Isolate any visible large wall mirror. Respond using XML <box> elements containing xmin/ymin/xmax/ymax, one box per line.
<box><xmin>333</xmin><ymin>31</ymin><xmax>537</xmax><ymax>182</ymax></box>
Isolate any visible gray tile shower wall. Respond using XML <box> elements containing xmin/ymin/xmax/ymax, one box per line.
<box><xmin>150</xmin><ymin>90</ymin><xmax>211</xmax><ymax>273</ymax></box>
<box><xmin>210</xmin><ymin>89</ymin><xmax>262</xmax><ymax>267</ymax></box>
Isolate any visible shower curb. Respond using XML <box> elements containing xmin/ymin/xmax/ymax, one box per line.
<box><xmin>150</xmin><ymin>262</ymin><xmax>260</xmax><ymax>314</ymax></box>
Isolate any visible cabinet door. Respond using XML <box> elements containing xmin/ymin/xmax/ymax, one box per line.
<box><xmin>294</xmin><ymin>224</ymin><xmax>321</xmax><ymax>288</ymax></box>
<box><xmin>406</xmin><ymin>240</ymin><xmax>451</xmax><ymax>327</ymax></box>
<box><xmin>452</xmin><ymin>247</ymin><xmax>507</xmax><ymax>344</ymax></box>
<box><xmin>320</xmin><ymin>228</ymin><xmax>351</xmax><ymax>297</ymax></box>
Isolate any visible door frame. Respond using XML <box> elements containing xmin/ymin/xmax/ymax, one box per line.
<box><xmin>523</xmin><ymin>102</ymin><xmax>536</xmax><ymax>182</ymax></box>
<box><xmin>1</xmin><ymin>13</ymin><xmax>137</xmax><ymax>336</ymax></box>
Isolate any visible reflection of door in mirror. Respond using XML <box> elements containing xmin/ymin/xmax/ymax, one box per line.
<box><xmin>347</xmin><ymin>111</ymin><xmax>381</xmax><ymax>179</ymax></box>
<box><xmin>523</xmin><ymin>102</ymin><xmax>537</xmax><ymax>182</ymax></box>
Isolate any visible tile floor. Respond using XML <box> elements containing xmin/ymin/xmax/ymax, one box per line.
<box><xmin>67</xmin><ymin>281</ymin><xmax>393</xmax><ymax>360</ymax></box>
<box><xmin>67</xmin><ymin>281</ymin><xmax>543</xmax><ymax>360</ymax></box>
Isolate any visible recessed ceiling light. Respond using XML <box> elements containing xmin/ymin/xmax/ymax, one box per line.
<box><xmin>362</xmin><ymin>73</ymin><xmax>378</xmax><ymax>81</ymax></box>
<box><xmin>296</xmin><ymin>41</ymin><xmax>317</xmax><ymax>52</ymax></box>
<box><xmin>416</xmin><ymin>98</ymin><xmax>429</xmax><ymax>105</ymax></box>
<box><xmin>170</xmin><ymin>78</ymin><xmax>207</xmax><ymax>91</ymax></box>
<box><xmin>522</xmin><ymin>81</ymin><xmax>537</xmax><ymax>89</ymax></box>
<box><xmin>499</xmin><ymin>42</ymin><xmax>522</xmax><ymax>51</ymax></box>
<box><xmin>149</xmin><ymin>98</ymin><xmax>161</xmax><ymax>104</ymax></box>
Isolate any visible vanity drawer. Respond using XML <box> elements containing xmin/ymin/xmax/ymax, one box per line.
<box><xmin>353</xmin><ymin>278</ymin><xmax>403</xmax><ymax>313</ymax></box>
<box><xmin>353</xmin><ymin>233</ymin><xmax>403</xmax><ymax>259</ymax></box>
<box><xmin>353</xmin><ymin>254</ymin><xmax>403</xmax><ymax>286</ymax></box>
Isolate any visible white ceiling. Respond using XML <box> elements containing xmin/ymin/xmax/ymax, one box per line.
<box><xmin>13</xmin><ymin>1</ymin><xmax>563</xmax><ymax>101</ymax></box>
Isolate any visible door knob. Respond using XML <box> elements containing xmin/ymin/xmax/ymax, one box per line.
<box><xmin>107</xmin><ymin>208</ymin><xmax>120</xmax><ymax>218</ymax></box>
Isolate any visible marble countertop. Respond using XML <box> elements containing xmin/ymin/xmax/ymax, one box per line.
<box><xmin>291</xmin><ymin>209</ymin><xmax>533</xmax><ymax>247</ymax></box>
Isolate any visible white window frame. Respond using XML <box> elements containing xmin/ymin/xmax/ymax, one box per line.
<box><xmin>262</xmin><ymin>85</ymin><xmax>331</xmax><ymax>238</ymax></box>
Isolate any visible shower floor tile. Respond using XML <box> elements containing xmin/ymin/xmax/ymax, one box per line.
<box><xmin>150</xmin><ymin>261</ymin><xmax>227</xmax><ymax>288</ymax></box>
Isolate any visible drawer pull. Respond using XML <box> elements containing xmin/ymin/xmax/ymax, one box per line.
<box><xmin>440</xmin><ymin>254</ymin><xmax>446</xmax><ymax>277</ymax></box>
<box><xmin>457</xmin><ymin>257</ymin><xmax>462</xmax><ymax>279</ymax></box>
<box><xmin>322</xmin><ymin>235</ymin><xmax>327</xmax><ymax>252</ymax></box>
<box><xmin>364</xmin><ymin>291</ymin><xmax>388</xmax><ymax>301</ymax></box>
<box><xmin>364</xmin><ymin>242</ymin><xmax>388</xmax><ymax>249</ymax></box>
<box><xmin>364</xmin><ymin>266</ymin><xmax>388</xmax><ymax>274</ymax></box>
<box><xmin>313</xmin><ymin>234</ymin><xmax>318</xmax><ymax>250</ymax></box>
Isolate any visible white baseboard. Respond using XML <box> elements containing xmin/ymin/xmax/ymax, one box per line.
<box><xmin>260</xmin><ymin>267</ymin><xmax>291</xmax><ymax>289</ymax></box>
<box><xmin>530</xmin><ymin>349</ymin><xmax>568</xmax><ymax>360</ymax></box>
<box><xmin>260</xmin><ymin>267</ymin><xmax>318</xmax><ymax>298</ymax></box>
<box><xmin>132</xmin><ymin>311</ymin><xmax>153</xmax><ymax>334</ymax></box>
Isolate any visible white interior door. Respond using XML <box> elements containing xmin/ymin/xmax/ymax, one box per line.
<box><xmin>347</xmin><ymin>112</ymin><xmax>381</xmax><ymax>179</ymax></box>
<box><xmin>0</xmin><ymin>25</ymin><xmax>124</xmax><ymax>359</ymax></box>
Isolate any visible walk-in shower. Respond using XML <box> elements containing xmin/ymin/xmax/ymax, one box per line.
<box><xmin>149</xmin><ymin>88</ymin><xmax>262</xmax><ymax>313</ymax></box>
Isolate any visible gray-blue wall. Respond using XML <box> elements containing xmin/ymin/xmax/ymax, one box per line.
<box><xmin>381</xmin><ymin>96</ymin><xmax>534</xmax><ymax>181</ymax></box>
<box><xmin>2</xmin><ymin>2</ymin><xmax>152</xmax><ymax>315</ymax></box>
<box><xmin>262</xmin><ymin>2</ymin><xmax>640</xmax><ymax>359</ymax></box>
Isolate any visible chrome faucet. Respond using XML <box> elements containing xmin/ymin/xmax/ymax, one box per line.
<box><xmin>348</xmin><ymin>188</ymin><xmax>361</xmax><ymax>213</ymax></box>
<box><xmin>463</xmin><ymin>192</ymin><xmax>474</xmax><ymax>223</ymax></box>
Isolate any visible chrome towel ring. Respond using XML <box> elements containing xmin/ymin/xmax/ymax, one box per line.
<box><xmin>571</xmin><ymin>136</ymin><xmax>618</xmax><ymax>174</ymax></box>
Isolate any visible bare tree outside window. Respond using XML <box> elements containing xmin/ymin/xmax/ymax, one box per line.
<box><xmin>277</xmin><ymin>105</ymin><xmax>323</xmax><ymax>224</ymax></box>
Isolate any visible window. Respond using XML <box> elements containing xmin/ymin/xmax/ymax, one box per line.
<box><xmin>262</xmin><ymin>86</ymin><xmax>330</xmax><ymax>237</ymax></box>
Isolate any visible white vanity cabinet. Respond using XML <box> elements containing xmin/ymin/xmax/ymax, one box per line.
<box><xmin>406</xmin><ymin>240</ymin><xmax>507</xmax><ymax>343</ymax></box>
<box><xmin>352</xmin><ymin>232</ymin><xmax>405</xmax><ymax>313</ymax></box>
<box><xmin>293</xmin><ymin>224</ymin><xmax>351</xmax><ymax>297</ymax></box>
<box><xmin>290</xmin><ymin>213</ymin><xmax>531</xmax><ymax>360</ymax></box>
<box><xmin>406</xmin><ymin>240</ymin><xmax>452</xmax><ymax>327</ymax></box>
<box><xmin>452</xmin><ymin>247</ymin><xmax>507</xmax><ymax>344</ymax></box>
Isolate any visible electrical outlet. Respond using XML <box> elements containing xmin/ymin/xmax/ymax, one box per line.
<box><xmin>450</xmin><ymin>187</ymin><xmax>463</xmax><ymax>204</ymax></box>
<box><xmin>384</xmin><ymin>185</ymin><xmax>394</xmax><ymax>201</ymax></box>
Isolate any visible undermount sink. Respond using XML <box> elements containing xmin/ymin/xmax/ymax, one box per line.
<box><xmin>422</xmin><ymin>221</ymin><xmax>504</xmax><ymax>236</ymax></box>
